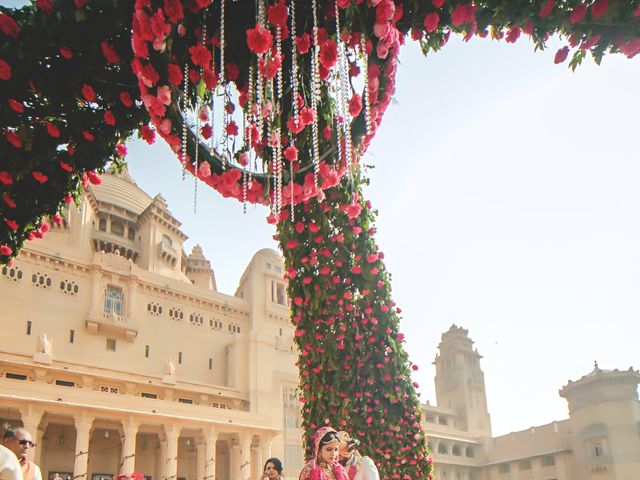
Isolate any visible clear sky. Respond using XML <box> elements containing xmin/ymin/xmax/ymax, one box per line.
<box><xmin>125</xmin><ymin>36</ymin><xmax>640</xmax><ymax>437</ymax></box>
<box><xmin>4</xmin><ymin>0</ymin><xmax>639</xmax><ymax>436</ymax></box>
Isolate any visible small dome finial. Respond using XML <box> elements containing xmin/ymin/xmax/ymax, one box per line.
<box><xmin>594</xmin><ymin>360</ymin><xmax>599</xmax><ymax>370</ymax></box>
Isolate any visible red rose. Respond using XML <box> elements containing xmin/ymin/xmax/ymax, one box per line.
<box><xmin>538</xmin><ymin>0</ymin><xmax>554</xmax><ymax>17</ymax></box>
<box><xmin>287</xmin><ymin>116</ymin><xmax>305</xmax><ymax>134</ymax></box>
<box><xmin>0</xmin><ymin>13</ymin><xmax>20</xmax><ymax>38</ymax></box>
<box><xmin>151</xmin><ymin>9</ymin><xmax>171</xmax><ymax>39</ymax></box>
<box><xmin>451</xmin><ymin>3</ymin><xmax>476</xmax><ymax>26</ymax></box>
<box><xmin>3</xmin><ymin>194</ymin><xmax>16</xmax><ymax>208</ymax></box>
<box><xmin>433</xmin><ymin>0</ymin><xmax>445</xmax><ymax>7</ymax></box>
<box><xmin>323</xmin><ymin>126</ymin><xmax>332</xmax><ymax>140</ymax></box>
<box><xmin>569</xmin><ymin>2</ymin><xmax>587</xmax><ymax>23</ymax></box>
<box><xmin>319</xmin><ymin>39</ymin><xmax>338</xmax><ymax>68</ymax></box>
<box><xmin>141</xmin><ymin>64</ymin><xmax>160</xmax><ymax>87</ymax></box>
<box><xmin>505</xmin><ymin>25</ymin><xmax>521</xmax><ymax>43</ymax></box>
<box><xmin>201</xmin><ymin>124</ymin><xmax>213</xmax><ymax>139</ymax></box>
<box><xmin>5</xmin><ymin>130</ymin><xmax>21</xmax><ymax>148</ymax></box>
<box><xmin>32</xmin><ymin>171</ymin><xmax>48</xmax><ymax>183</ymax></box>
<box><xmin>8</xmin><ymin>98</ymin><xmax>24</xmax><ymax>113</ymax></box>
<box><xmin>82</xmin><ymin>84</ymin><xmax>96</xmax><ymax>102</ymax></box>
<box><xmin>284</xmin><ymin>145</ymin><xmax>298</xmax><ymax>161</ymax></box>
<box><xmin>591</xmin><ymin>0</ymin><xmax>608</xmax><ymax>19</ymax></box>
<box><xmin>225</xmin><ymin>63</ymin><xmax>239</xmax><ymax>81</ymax></box>
<box><xmin>82</xmin><ymin>130</ymin><xmax>94</xmax><ymax>141</ymax></box>
<box><xmin>189</xmin><ymin>44</ymin><xmax>212</xmax><ymax>67</ymax></box>
<box><xmin>300</xmin><ymin>106</ymin><xmax>316</xmax><ymax>125</ymax></box>
<box><xmin>4</xmin><ymin>219</ymin><xmax>18</xmax><ymax>231</ymax></box>
<box><xmin>86</xmin><ymin>171</ymin><xmax>102</xmax><ymax>185</ymax></box>
<box><xmin>116</xmin><ymin>144</ymin><xmax>127</xmax><ymax>157</ymax></box>
<box><xmin>60</xmin><ymin>161</ymin><xmax>73</xmax><ymax>172</ymax></box>
<box><xmin>59</xmin><ymin>46</ymin><xmax>73</xmax><ymax>59</ymax></box>
<box><xmin>348</xmin><ymin>94</ymin><xmax>362</xmax><ymax>117</ymax></box>
<box><xmin>296</xmin><ymin>33</ymin><xmax>311</xmax><ymax>54</ymax></box>
<box><xmin>104</xmin><ymin>110</ymin><xmax>116</xmax><ymax>126</ymax></box>
<box><xmin>0</xmin><ymin>245</ymin><xmax>12</xmax><ymax>256</ymax></box>
<box><xmin>375</xmin><ymin>0</ymin><xmax>395</xmax><ymax>24</ymax></box>
<box><xmin>101</xmin><ymin>41</ymin><xmax>120</xmax><ymax>64</ymax></box>
<box><xmin>141</xmin><ymin>124</ymin><xmax>155</xmax><ymax>144</ymax></box>
<box><xmin>267</xmin><ymin>0</ymin><xmax>287</xmax><ymax>28</ymax></box>
<box><xmin>36</xmin><ymin>0</ymin><xmax>54</xmax><ymax>14</ymax></box>
<box><xmin>225</xmin><ymin>121</ymin><xmax>239</xmax><ymax>136</ymax></box>
<box><xmin>0</xmin><ymin>59</ymin><xmax>12</xmax><ymax>80</ymax></box>
<box><xmin>423</xmin><ymin>12</ymin><xmax>439</xmax><ymax>33</ymax></box>
<box><xmin>167</xmin><ymin>63</ymin><xmax>183</xmax><ymax>85</ymax></box>
<box><xmin>202</xmin><ymin>67</ymin><xmax>218</xmax><ymax>89</ymax></box>
<box><xmin>120</xmin><ymin>91</ymin><xmax>133</xmax><ymax>107</ymax></box>
<box><xmin>46</xmin><ymin>122</ymin><xmax>60</xmax><ymax>138</ymax></box>
<box><xmin>246</xmin><ymin>25</ymin><xmax>273</xmax><ymax>54</ymax></box>
<box><xmin>0</xmin><ymin>171</ymin><xmax>13</xmax><ymax>185</ymax></box>
<box><xmin>163</xmin><ymin>0</ymin><xmax>184</xmax><ymax>23</ymax></box>
<box><xmin>554</xmin><ymin>46</ymin><xmax>570</xmax><ymax>64</ymax></box>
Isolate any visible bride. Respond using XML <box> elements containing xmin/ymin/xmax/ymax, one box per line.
<box><xmin>298</xmin><ymin>427</ymin><xmax>348</xmax><ymax>480</ymax></box>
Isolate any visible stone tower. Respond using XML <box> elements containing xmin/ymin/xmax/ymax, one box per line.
<box><xmin>434</xmin><ymin>325</ymin><xmax>492</xmax><ymax>437</ymax></box>
<box><xmin>560</xmin><ymin>363</ymin><xmax>640</xmax><ymax>480</ymax></box>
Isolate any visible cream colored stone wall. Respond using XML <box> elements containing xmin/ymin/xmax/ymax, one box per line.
<box><xmin>0</xmin><ymin>173</ymin><xmax>302</xmax><ymax>480</ymax></box>
<box><xmin>424</xmin><ymin>327</ymin><xmax>639</xmax><ymax>480</ymax></box>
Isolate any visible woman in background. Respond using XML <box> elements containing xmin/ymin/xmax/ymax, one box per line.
<box><xmin>262</xmin><ymin>457</ymin><xmax>284</xmax><ymax>480</ymax></box>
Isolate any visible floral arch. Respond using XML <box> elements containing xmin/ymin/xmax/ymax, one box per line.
<box><xmin>1</xmin><ymin>1</ymin><xmax>638</xmax><ymax>478</ymax></box>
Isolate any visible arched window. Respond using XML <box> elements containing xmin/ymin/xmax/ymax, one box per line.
<box><xmin>465</xmin><ymin>446</ymin><xmax>475</xmax><ymax>458</ymax></box>
<box><xmin>438</xmin><ymin>443</ymin><xmax>448</xmax><ymax>455</ymax></box>
<box><xmin>452</xmin><ymin>444</ymin><xmax>462</xmax><ymax>456</ymax></box>
<box><xmin>99</xmin><ymin>218</ymin><xmax>107</xmax><ymax>232</ymax></box>
<box><xmin>162</xmin><ymin>234</ymin><xmax>173</xmax><ymax>246</ymax></box>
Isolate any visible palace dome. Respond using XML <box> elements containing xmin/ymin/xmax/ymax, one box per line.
<box><xmin>89</xmin><ymin>168</ymin><xmax>152</xmax><ymax>215</ymax></box>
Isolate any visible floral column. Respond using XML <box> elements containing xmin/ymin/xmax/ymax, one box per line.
<box><xmin>276</xmin><ymin>173</ymin><xmax>433</xmax><ymax>479</ymax></box>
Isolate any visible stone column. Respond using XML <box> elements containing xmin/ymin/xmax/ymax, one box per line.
<box><xmin>250</xmin><ymin>445</ymin><xmax>261</xmax><ymax>480</ymax></box>
<box><xmin>230</xmin><ymin>442</ymin><xmax>240</xmax><ymax>480</ymax></box>
<box><xmin>159</xmin><ymin>437</ymin><xmax>167</xmax><ymax>480</ymax></box>
<box><xmin>20</xmin><ymin>407</ymin><xmax>43</xmax><ymax>463</ymax></box>
<box><xmin>120</xmin><ymin>419</ymin><xmax>139</xmax><ymax>475</ymax></box>
<box><xmin>196</xmin><ymin>441</ymin><xmax>205</xmax><ymax>480</ymax></box>
<box><xmin>260</xmin><ymin>436</ymin><xmax>273</xmax><ymax>467</ymax></box>
<box><xmin>165</xmin><ymin>425</ymin><xmax>180</xmax><ymax>480</ymax></box>
<box><xmin>73</xmin><ymin>414</ymin><xmax>94</xmax><ymax>480</ymax></box>
<box><xmin>238</xmin><ymin>433</ymin><xmax>252</xmax><ymax>480</ymax></box>
<box><xmin>203</xmin><ymin>429</ymin><xmax>217</xmax><ymax>480</ymax></box>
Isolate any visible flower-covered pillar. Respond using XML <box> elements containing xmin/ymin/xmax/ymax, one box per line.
<box><xmin>276</xmin><ymin>173</ymin><xmax>433</xmax><ymax>480</ymax></box>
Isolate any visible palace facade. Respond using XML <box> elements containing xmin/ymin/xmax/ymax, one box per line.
<box><xmin>1</xmin><ymin>171</ymin><xmax>638</xmax><ymax>480</ymax></box>
<box><xmin>0</xmin><ymin>170</ymin><xmax>302</xmax><ymax>480</ymax></box>
<box><xmin>424</xmin><ymin>326</ymin><xmax>640</xmax><ymax>480</ymax></box>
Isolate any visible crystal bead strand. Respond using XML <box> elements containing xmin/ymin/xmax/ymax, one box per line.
<box><xmin>310</xmin><ymin>0</ymin><xmax>321</xmax><ymax>188</ymax></box>
<box><xmin>181</xmin><ymin>62</ymin><xmax>189</xmax><ymax>180</ymax></box>
<box><xmin>289</xmin><ymin>0</ymin><xmax>299</xmax><ymax>119</ymax></box>
<box><xmin>360</xmin><ymin>37</ymin><xmax>371</xmax><ymax>136</ymax></box>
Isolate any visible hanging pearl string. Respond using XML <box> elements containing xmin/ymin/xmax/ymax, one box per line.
<box><xmin>360</xmin><ymin>36</ymin><xmax>372</xmax><ymax>135</ymax></box>
<box><xmin>289</xmin><ymin>0</ymin><xmax>299</xmax><ymax>119</ymax></box>
<box><xmin>181</xmin><ymin>62</ymin><xmax>189</xmax><ymax>181</ymax></box>
<box><xmin>219</xmin><ymin>0</ymin><xmax>225</xmax><ymax>84</ymax></box>
<box><xmin>335</xmin><ymin>1</ymin><xmax>353</xmax><ymax>176</ymax></box>
<box><xmin>289</xmin><ymin>161</ymin><xmax>295</xmax><ymax>222</ymax></box>
<box><xmin>242</xmin><ymin>169</ymin><xmax>247</xmax><ymax>213</ymax></box>
<box><xmin>310</xmin><ymin>0</ymin><xmax>320</xmax><ymax>188</ymax></box>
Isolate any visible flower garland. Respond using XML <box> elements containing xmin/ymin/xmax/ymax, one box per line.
<box><xmin>276</xmin><ymin>172</ymin><xmax>433</xmax><ymax>480</ymax></box>
<box><xmin>0</xmin><ymin>1</ymin><xmax>150</xmax><ymax>261</ymax></box>
<box><xmin>130</xmin><ymin>0</ymin><xmax>402</xmax><ymax>217</ymax></box>
<box><xmin>2</xmin><ymin>1</ymin><xmax>639</xmax><ymax>262</ymax></box>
